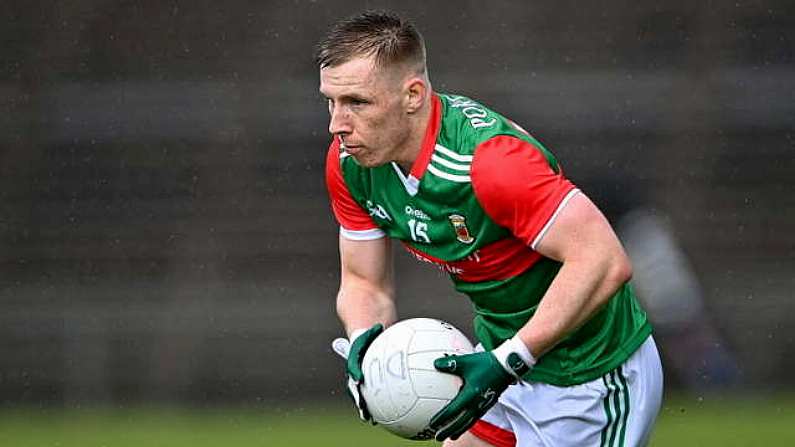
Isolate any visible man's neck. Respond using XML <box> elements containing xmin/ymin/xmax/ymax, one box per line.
<box><xmin>394</xmin><ymin>95</ymin><xmax>433</xmax><ymax>173</ymax></box>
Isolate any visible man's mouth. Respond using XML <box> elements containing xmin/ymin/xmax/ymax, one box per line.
<box><xmin>339</xmin><ymin>136</ymin><xmax>361</xmax><ymax>153</ymax></box>
<box><xmin>342</xmin><ymin>143</ymin><xmax>363</xmax><ymax>154</ymax></box>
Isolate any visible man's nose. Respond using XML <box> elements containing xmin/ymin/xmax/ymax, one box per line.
<box><xmin>328</xmin><ymin>106</ymin><xmax>352</xmax><ymax>135</ymax></box>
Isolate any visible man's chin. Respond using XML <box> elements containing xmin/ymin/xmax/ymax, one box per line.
<box><xmin>353</xmin><ymin>155</ymin><xmax>387</xmax><ymax>168</ymax></box>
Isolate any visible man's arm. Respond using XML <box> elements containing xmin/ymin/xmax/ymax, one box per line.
<box><xmin>324</xmin><ymin>139</ymin><xmax>396</xmax><ymax>335</ymax></box>
<box><xmin>337</xmin><ymin>234</ymin><xmax>397</xmax><ymax>337</ymax></box>
<box><xmin>429</xmin><ymin>192</ymin><xmax>632</xmax><ymax>441</ymax></box>
<box><xmin>430</xmin><ymin>136</ymin><xmax>633</xmax><ymax>441</ymax></box>
<box><xmin>517</xmin><ymin>192</ymin><xmax>632</xmax><ymax>357</ymax></box>
<box><xmin>469</xmin><ymin>135</ymin><xmax>632</xmax><ymax>357</ymax></box>
<box><xmin>334</xmin><ymin>234</ymin><xmax>396</xmax><ymax>423</ymax></box>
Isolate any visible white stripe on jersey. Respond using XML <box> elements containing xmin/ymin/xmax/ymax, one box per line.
<box><xmin>434</xmin><ymin>144</ymin><xmax>473</xmax><ymax>162</ymax></box>
<box><xmin>427</xmin><ymin>164</ymin><xmax>471</xmax><ymax>183</ymax></box>
<box><xmin>431</xmin><ymin>154</ymin><xmax>471</xmax><ymax>172</ymax></box>
<box><xmin>531</xmin><ymin>188</ymin><xmax>580</xmax><ymax>250</ymax></box>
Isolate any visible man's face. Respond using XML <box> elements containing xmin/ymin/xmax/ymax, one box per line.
<box><xmin>319</xmin><ymin>56</ymin><xmax>410</xmax><ymax>168</ymax></box>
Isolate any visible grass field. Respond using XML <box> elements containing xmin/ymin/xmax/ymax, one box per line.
<box><xmin>1</xmin><ymin>393</ymin><xmax>792</xmax><ymax>446</ymax></box>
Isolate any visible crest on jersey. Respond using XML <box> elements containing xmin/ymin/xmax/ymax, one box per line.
<box><xmin>448</xmin><ymin>214</ymin><xmax>474</xmax><ymax>244</ymax></box>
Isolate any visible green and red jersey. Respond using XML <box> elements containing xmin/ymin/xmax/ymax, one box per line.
<box><xmin>325</xmin><ymin>93</ymin><xmax>651</xmax><ymax>386</ymax></box>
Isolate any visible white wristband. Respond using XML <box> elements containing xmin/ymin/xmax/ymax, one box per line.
<box><xmin>492</xmin><ymin>336</ymin><xmax>536</xmax><ymax>378</ymax></box>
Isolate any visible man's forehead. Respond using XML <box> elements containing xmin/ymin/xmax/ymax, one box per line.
<box><xmin>319</xmin><ymin>56</ymin><xmax>379</xmax><ymax>89</ymax></box>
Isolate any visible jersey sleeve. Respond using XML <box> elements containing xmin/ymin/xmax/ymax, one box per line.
<box><xmin>470</xmin><ymin>135</ymin><xmax>579</xmax><ymax>250</ymax></box>
<box><xmin>325</xmin><ymin>140</ymin><xmax>385</xmax><ymax>240</ymax></box>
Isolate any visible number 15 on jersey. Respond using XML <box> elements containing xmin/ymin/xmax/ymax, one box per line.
<box><xmin>408</xmin><ymin>219</ymin><xmax>431</xmax><ymax>243</ymax></box>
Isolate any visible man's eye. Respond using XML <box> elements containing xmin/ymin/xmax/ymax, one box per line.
<box><xmin>351</xmin><ymin>99</ymin><xmax>367</xmax><ymax>106</ymax></box>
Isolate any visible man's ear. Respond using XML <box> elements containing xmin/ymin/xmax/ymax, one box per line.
<box><xmin>404</xmin><ymin>77</ymin><xmax>427</xmax><ymax>114</ymax></box>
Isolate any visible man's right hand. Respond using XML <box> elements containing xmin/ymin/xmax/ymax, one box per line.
<box><xmin>333</xmin><ymin>323</ymin><xmax>384</xmax><ymax>423</ymax></box>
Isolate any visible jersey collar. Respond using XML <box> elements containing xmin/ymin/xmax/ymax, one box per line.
<box><xmin>390</xmin><ymin>93</ymin><xmax>441</xmax><ymax>196</ymax></box>
<box><xmin>409</xmin><ymin>93</ymin><xmax>442</xmax><ymax>180</ymax></box>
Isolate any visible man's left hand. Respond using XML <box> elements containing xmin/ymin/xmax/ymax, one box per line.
<box><xmin>429</xmin><ymin>337</ymin><xmax>534</xmax><ymax>441</ymax></box>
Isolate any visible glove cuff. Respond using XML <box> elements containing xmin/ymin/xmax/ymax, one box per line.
<box><xmin>349</xmin><ymin>328</ymin><xmax>369</xmax><ymax>344</ymax></box>
<box><xmin>492</xmin><ymin>336</ymin><xmax>536</xmax><ymax>379</ymax></box>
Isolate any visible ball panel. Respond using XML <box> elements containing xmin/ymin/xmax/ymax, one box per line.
<box><xmin>408</xmin><ymin>327</ymin><xmax>474</xmax><ymax>357</ymax></box>
<box><xmin>361</xmin><ymin>322</ymin><xmax>414</xmax><ymax>423</ymax></box>
<box><xmin>360</xmin><ymin>339</ymin><xmax>395</xmax><ymax>422</ymax></box>
<box><xmin>380</xmin><ymin>397</ymin><xmax>448</xmax><ymax>439</ymax></box>
<box><xmin>400</xmin><ymin>317</ymin><xmax>454</xmax><ymax>331</ymax></box>
<box><xmin>406</xmin><ymin>350</ymin><xmax>445</xmax><ymax>370</ymax></box>
<box><xmin>381</xmin><ymin>329</ymin><xmax>415</xmax><ymax>418</ymax></box>
<box><xmin>408</xmin><ymin>368</ymin><xmax>463</xmax><ymax>400</ymax></box>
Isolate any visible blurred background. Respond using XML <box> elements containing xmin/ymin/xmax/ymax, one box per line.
<box><xmin>1</xmin><ymin>0</ymin><xmax>793</xmax><ymax>445</ymax></box>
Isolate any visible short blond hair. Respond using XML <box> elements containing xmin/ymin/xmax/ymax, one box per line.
<box><xmin>315</xmin><ymin>11</ymin><xmax>426</xmax><ymax>72</ymax></box>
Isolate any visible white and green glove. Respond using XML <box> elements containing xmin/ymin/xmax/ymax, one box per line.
<box><xmin>430</xmin><ymin>336</ymin><xmax>536</xmax><ymax>441</ymax></box>
<box><xmin>331</xmin><ymin>323</ymin><xmax>384</xmax><ymax>423</ymax></box>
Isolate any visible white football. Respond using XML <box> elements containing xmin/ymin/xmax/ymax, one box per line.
<box><xmin>360</xmin><ymin>318</ymin><xmax>474</xmax><ymax>440</ymax></box>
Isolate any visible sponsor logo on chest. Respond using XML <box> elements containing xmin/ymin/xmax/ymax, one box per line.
<box><xmin>404</xmin><ymin>205</ymin><xmax>430</xmax><ymax>221</ymax></box>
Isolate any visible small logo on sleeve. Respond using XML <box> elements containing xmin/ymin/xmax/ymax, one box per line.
<box><xmin>366</xmin><ymin>200</ymin><xmax>392</xmax><ymax>221</ymax></box>
<box><xmin>448</xmin><ymin>214</ymin><xmax>474</xmax><ymax>244</ymax></box>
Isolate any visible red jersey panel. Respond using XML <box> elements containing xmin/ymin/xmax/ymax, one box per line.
<box><xmin>324</xmin><ymin>138</ymin><xmax>379</xmax><ymax>233</ymax></box>
<box><xmin>471</xmin><ymin>135</ymin><xmax>578</xmax><ymax>250</ymax></box>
